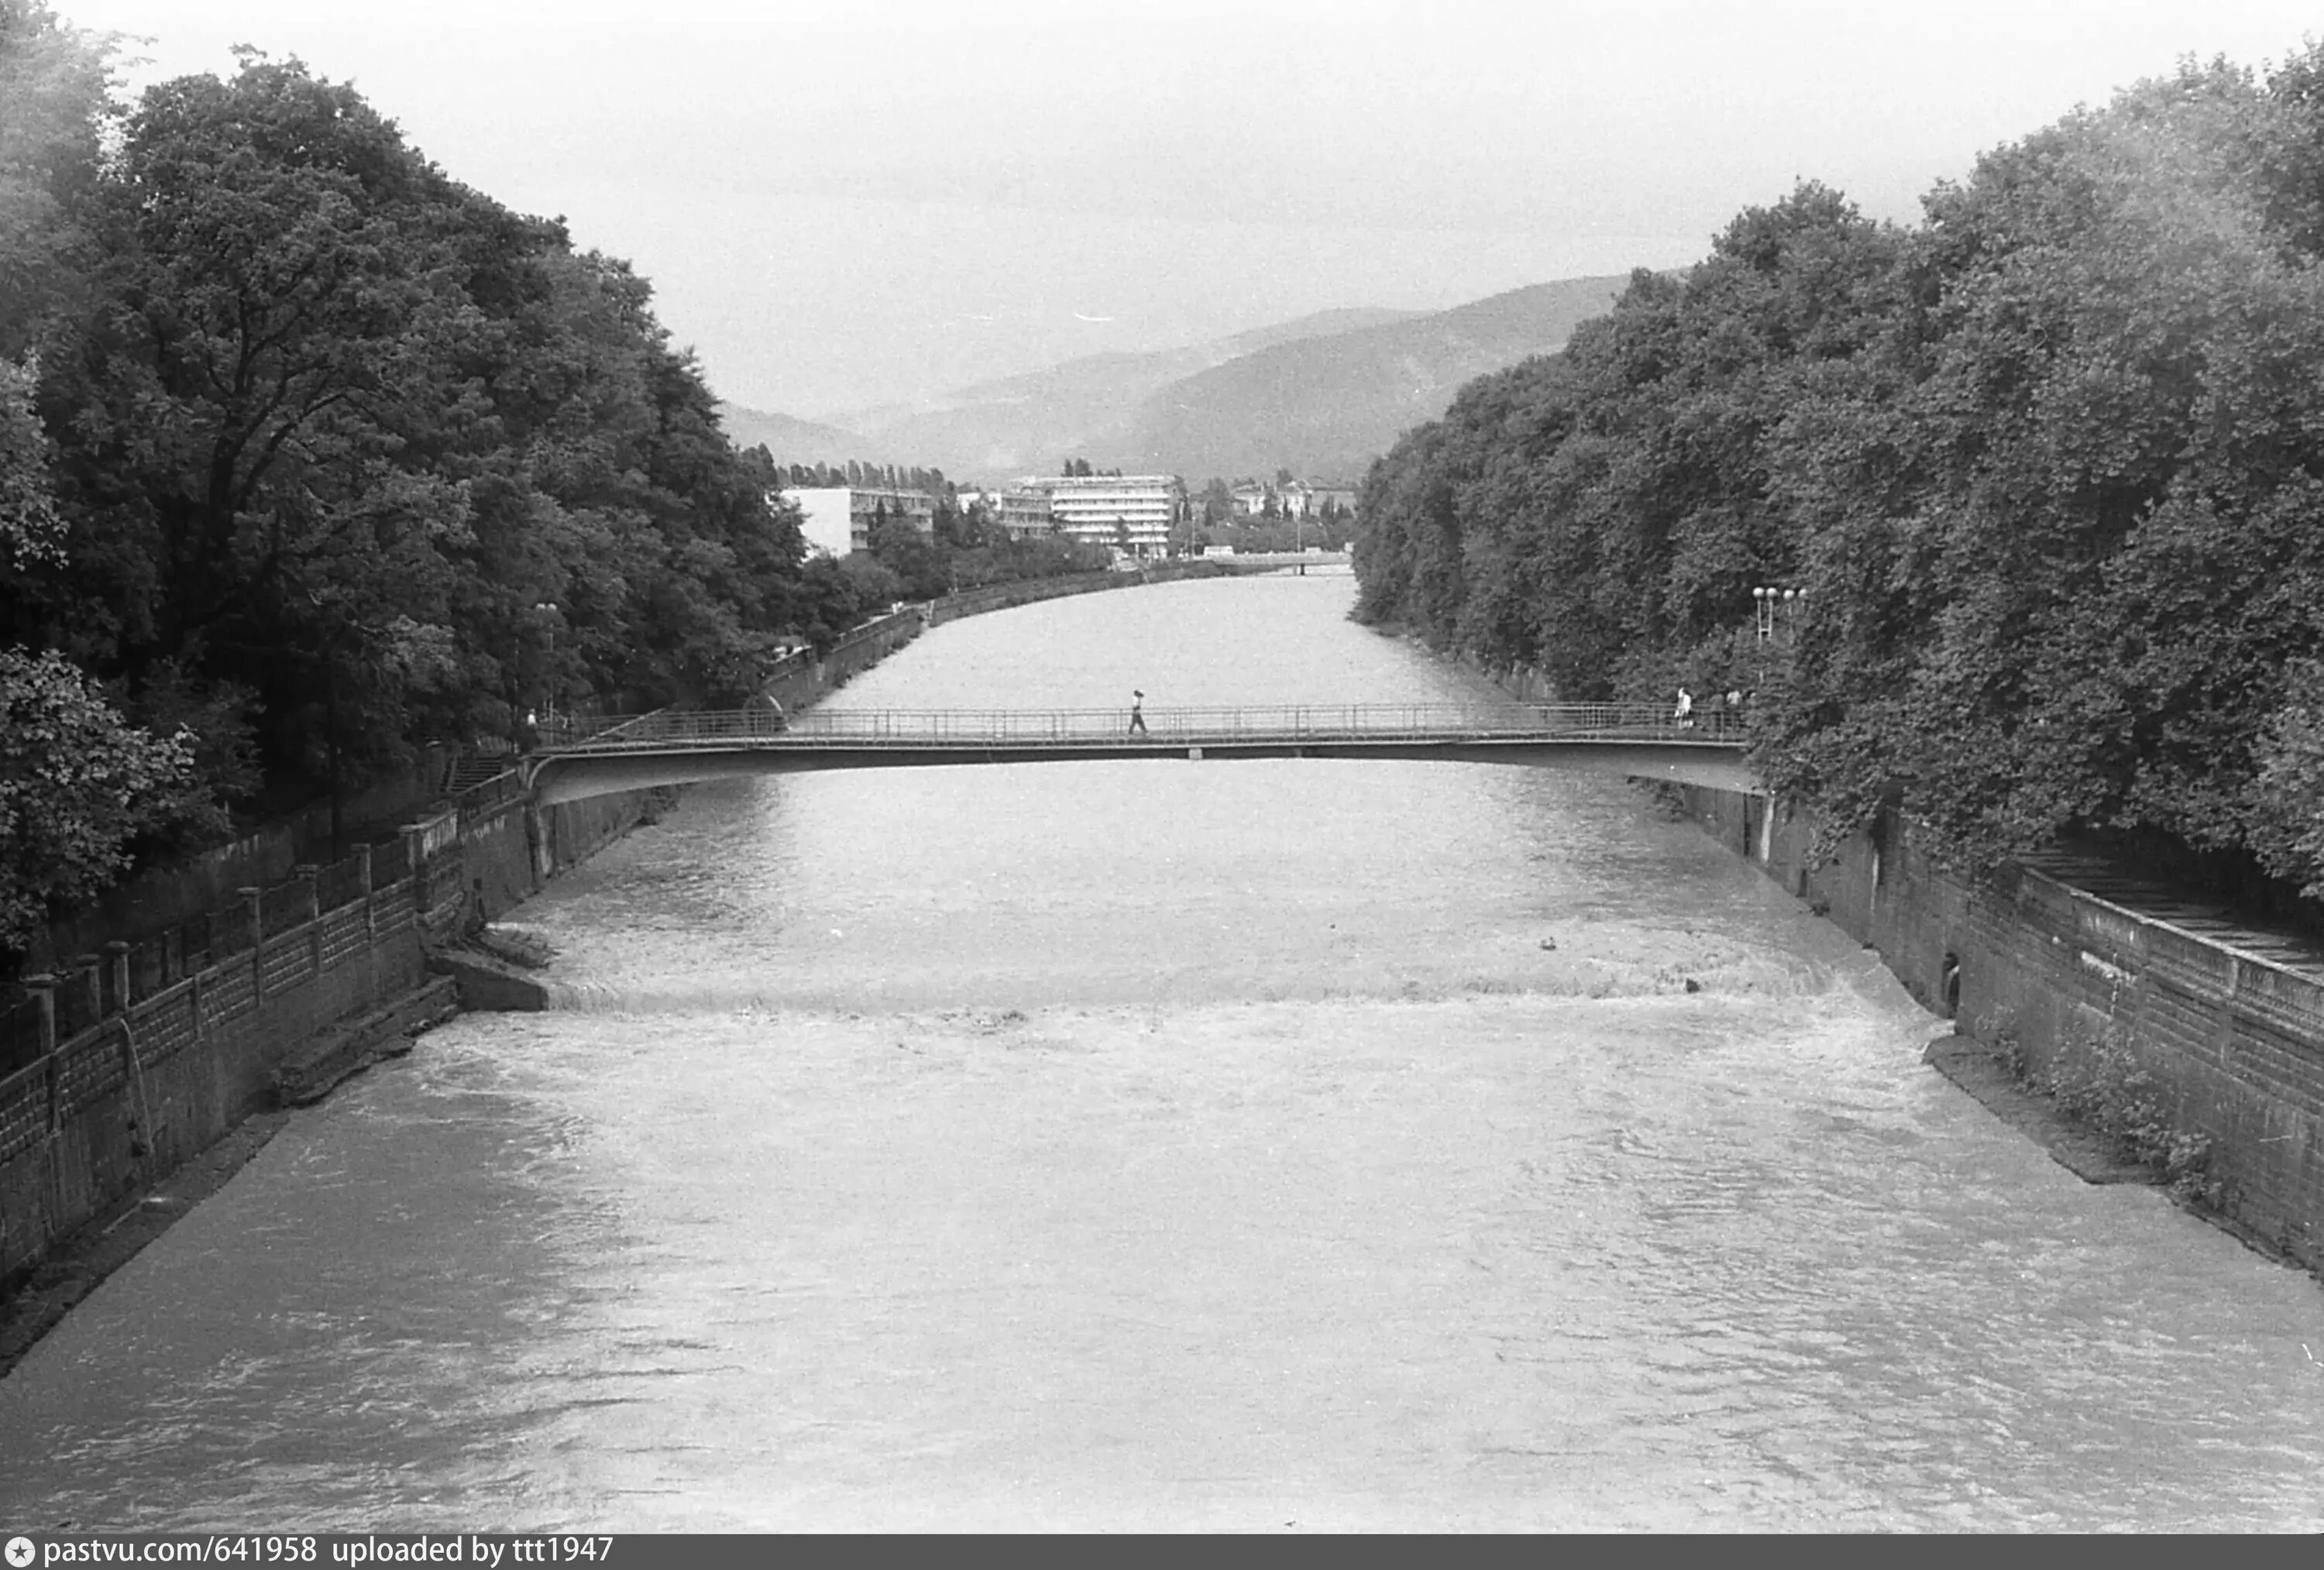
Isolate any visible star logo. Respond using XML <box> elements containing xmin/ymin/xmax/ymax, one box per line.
<box><xmin>5</xmin><ymin>1537</ymin><xmax>35</xmax><ymax>1568</ymax></box>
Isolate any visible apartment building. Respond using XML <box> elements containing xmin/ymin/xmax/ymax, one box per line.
<box><xmin>997</xmin><ymin>489</ymin><xmax>1058</xmax><ymax>538</ymax></box>
<box><xmin>1026</xmin><ymin>473</ymin><xmax>1184</xmax><ymax>556</ymax></box>
<box><xmin>779</xmin><ymin>486</ymin><xmax>936</xmax><ymax>557</ymax></box>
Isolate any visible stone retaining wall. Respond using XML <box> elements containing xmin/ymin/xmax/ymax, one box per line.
<box><xmin>923</xmin><ymin>558</ymin><xmax>1251</xmax><ymax>630</ymax></box>
<box><xmin>0</xmin><ymin>779</ymin><xmax>663</xmax><ymax>1291</ymax></box>
<box><xmin>1676</xmin><ymin>784</ymin><xmax>2324</xmax><ymax>1273</ymax></box>
<box><xmin>0</xmin><ymin>847</ymin><xmax>429</xmax><ymax>1283</ymax></box>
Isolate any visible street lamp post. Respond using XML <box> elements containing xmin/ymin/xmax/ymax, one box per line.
<box><xmin>1750</xmin><ymin>586</ymin><xmax>1806</xmax><ymax>719</ymax></box>
<box><xmin>533</xmin><ymin>601</ymin><xmax>559</xmax><ymax>740</ymax></box>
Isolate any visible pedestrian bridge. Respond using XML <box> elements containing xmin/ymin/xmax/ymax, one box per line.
<box><xmin>527</xmin><ymin>703</ymin><xmax>1758</xmax><ymax>805</ymax></box>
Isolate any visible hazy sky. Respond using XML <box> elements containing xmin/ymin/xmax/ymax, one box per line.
<box><xmin>59</xmin><ymin>1</ymin><xmax>2324</xmax><ymax>421</ymax></box>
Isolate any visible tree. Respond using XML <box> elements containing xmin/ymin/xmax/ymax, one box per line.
<box><xmin>0</xmin><ymin>0</ymin><xmax>117</xmax><ymax>356</ymax></box>
<box><xmin>26</xmin><ymin>57</ymin><xmax>483</xmax><ymax>768</ymax></box>
<box><xmin>1352</xmin><ymin>44</ymin><xmax>2324</xmax><ymax>912</ymax></box>
<box><xmin>0</xmin><ymin>50</ymin><xmax>827</xmax><ymax>816</ymax></box>
<box><xmin>1167</xmin><ymin>480</ymin><xmax>1200</xmax><ymax>557</ymax></box>
<box><xmin>2250</xmin><ymin>663</ymin><xmax>2324</xmax><ymax>896</ymax></box>
<box><xmin>1198</xmin><ymin>476</ymin><xmax>1233</xmax><ymax>527</ymax></box>
<box><xmin>0</xmin><ymin>647</ymin><xmax>202</xmax><ymax>956</ymax></box>
<box><xmin>0</xmin><ymin>355</ymin><xmax>63</xmax><ymax>566</ymax></box>
<box><xmin>867</xmin><ymin>514</ymin><xmax>946</xmax><ymax>600</ymax></box>
<box><xmin>794</xmin><ymin>555</ymin><xmax>872</xmax><ymax>654</ymax></box>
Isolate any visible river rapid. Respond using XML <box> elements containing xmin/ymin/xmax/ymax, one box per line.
<box><xmin>3</xmin><ymin>572</ymin><xmax>2322</xmax><ymax>1530</ymax></box>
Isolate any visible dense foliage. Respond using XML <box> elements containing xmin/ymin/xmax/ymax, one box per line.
<box><xmin>0</xmin><ymin>646</ymin><xmax>204</xmax><ymax>945</ymax></box>
<box><xmin>0</xmin><ymin>10</ymin><xmax>852</xmax><ymax>952</ymax></box>
<box><xmin>1353</xmin><ymin>50</ymin><xmax>2324</xmax><ymax>902</ymax></box>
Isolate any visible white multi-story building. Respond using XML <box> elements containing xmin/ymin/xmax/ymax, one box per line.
<box><xmin>1024</xmin><ymin>474</ymin><xmax>1184</xmax><ymax>556</ymax></box>
<box><xmin>779</xmin><ymin>486</ymin><xmax>936</xmax><ymax>557</ymax></box>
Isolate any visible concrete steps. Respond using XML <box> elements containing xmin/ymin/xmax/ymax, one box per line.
<box><xmin>441</xmin><ymin>751</ymin><xmax>518</xmax><ymax>797</ymax></box>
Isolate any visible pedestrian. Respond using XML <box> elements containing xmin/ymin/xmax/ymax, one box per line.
<box><xmin>1129</xmin><ymin>689</ymin><xmax>1148</xmax><ymax>736</ymax></box>
<box><xmin>1673</xmin><ymin>687</ymin><xmax>1693</xmax><ymax>729</ymax></box>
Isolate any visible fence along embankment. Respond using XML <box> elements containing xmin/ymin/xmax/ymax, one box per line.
<box><xmin>0</xmin><ymin>771</ymin><xmax>655</xmax><ymax>1290</ymax></box>
<box><xmin>2</xmin><ymin>830</ymin><xmax>427</xmax><ymax>1287</ymax></box>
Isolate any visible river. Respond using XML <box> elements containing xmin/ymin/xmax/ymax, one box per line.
<box><xmin>3</xmin><ymin>572</ymin><xmax>2322</xmax><ymax>1530</ymax></box>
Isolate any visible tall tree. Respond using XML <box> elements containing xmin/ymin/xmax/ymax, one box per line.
<box><xmin>0</xmin><ymin>0</ymin><xmax>116</xmax><ymax>356</ymax></box>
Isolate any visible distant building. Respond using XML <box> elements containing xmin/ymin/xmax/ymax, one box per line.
<box><xmin>1310</xmin><ymin>483</ymin><xmax>1360</xmax><ymax>516</ymax></box>
<box><xmin>779</xmin><ymin>486</ymin><xmax>936</xmax><ymax>557</ymax></box>
<box><xmin>1230</xmin><ymin>480</ymin><xmax>1313</xmax><ymax>519</ymax></box>
<box><xmin>997</xmin><ymin>489</ymin><xmax>1058</xmax><ymax>539</ymax></box>
<box><xmin>1021</xmin><ymin>474</ymin><xmax>1184</xmax><ymax>556</ymax></box>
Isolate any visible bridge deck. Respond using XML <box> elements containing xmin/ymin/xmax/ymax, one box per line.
<box><xmin>525</xmin><ymin>703</ymin><xmax>1758</xmax><ymax>803</ymax></box>
<box><xmin>548</xmin><ymin>702</ymin><xmax>1746</xmax><ymax>753</ymax></box>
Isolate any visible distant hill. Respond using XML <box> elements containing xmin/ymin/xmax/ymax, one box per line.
<box><xmin>1113</xmin><ymin>275</ymin><xmax>1630</xmax><ymax>481</ymax></box>
<box><xmin>843</xmin><ymin>307</ymin><xmax>1422</xmax><ymax>480</ymax></box>
<box><xmin>743</xmin><ymin>280</ymin><xmax>1632</xmax><ymax>485</ymax></box>
<box><xmin>716</xmin><ymin>403</ymin><xmax>883</xmax><ymax>468</ymax></box>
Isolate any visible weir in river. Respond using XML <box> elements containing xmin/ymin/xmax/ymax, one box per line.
<box><xmin>2</xmin><ymin>572</ymin><xmax>2320</xmax><ymax>1530</ymax></box>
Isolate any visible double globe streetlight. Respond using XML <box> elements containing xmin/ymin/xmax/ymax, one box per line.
<box><xmin>1752</xmin><ymin>585</ymin><xmax>1805</xmax><ymax>641</ymax></box>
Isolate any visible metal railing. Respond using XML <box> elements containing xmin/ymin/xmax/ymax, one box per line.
<box><xmin>541</xmin><ymin>703</ymin><xmax>1748</xmax><ymax>754</ymax></box>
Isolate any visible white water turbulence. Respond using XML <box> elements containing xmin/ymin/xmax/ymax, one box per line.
<box><xmin>4</xmin><ymin>572</ymin><xmax>2322</xmax><ymax>1530</ymax></box>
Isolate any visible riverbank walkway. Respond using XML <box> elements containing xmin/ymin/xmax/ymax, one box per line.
<box><xmin>527</xmin><ymin>703</ymin><xmax>1757</xmax><ymax>805</ymax></box>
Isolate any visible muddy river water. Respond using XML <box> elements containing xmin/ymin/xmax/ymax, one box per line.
<box><xmin>3</xmin><ymin>572</ymin><xmax>2322</xmax><ymax>1530</ymax></box>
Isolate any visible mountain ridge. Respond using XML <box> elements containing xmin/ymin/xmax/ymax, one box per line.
<box><xmin>1112</xmin><ymin>275</ymin><xmax>1631</xmax><ymax>481</ymax></box>
<box><xmin>715</xmin><ymin>403</ymin><xmax>883</xmax><ymax>467</ymax></box>
<box><xmin>720</xmin><ymin>276</ymin><xmax>1634</xmax><ymax>483</ymax></box>
<box><xmin>831</xmin><ymin>305</ymin><xmax>1424</xmax><ymax>476</ymax></box>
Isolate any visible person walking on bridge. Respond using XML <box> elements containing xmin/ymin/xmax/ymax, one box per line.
<box><xmin>1129</xmin><ymin>690</ymin><xmax>1148</xmax><ymax>737</ymax></box>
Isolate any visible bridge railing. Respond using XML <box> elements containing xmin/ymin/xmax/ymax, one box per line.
<box><xmin>541</xmin><ymin>702</ymin><xmax>1746</xmax><ymax>751</ymax></box>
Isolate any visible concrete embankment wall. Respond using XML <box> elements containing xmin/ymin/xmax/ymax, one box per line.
<box><xmin>0</xmin><ymin>775</ymin><xmax>661</xmax><ymax>1289</ymax></box>
<box><xmin>1673</xmin><ymin>783</ymin><xmax>2324</xmax><ymax>1274</ymax></box>
<box><xmin>758</xmin><ymin>605</ymin><xmax>932</xmax><ymax>716</ymax></box>
<box><xmin>924</xmin><ymin>558</ymin><xmax>1273</xmax><ymax>630</ymax></box>
<box><xmin>1</xmin><ymin>841</ymin><xmax>431</xmax><ymax>1284</ymax></box>
<box><xmin>748</xmin><ymin>561</ymin><xmax>1265</xmax><ymax>713</ymax></box>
